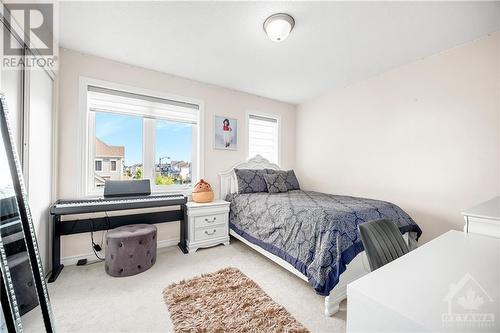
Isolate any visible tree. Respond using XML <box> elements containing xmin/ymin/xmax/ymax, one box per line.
<box><xmin>155</xmin><ymin>174</ymin><xmax>175</xmax><ymax>185</ymax></box>
<box><xmin>135</xmin><ymin>168</ymin><xmax>142</xmax><ymax>180</ymax></box>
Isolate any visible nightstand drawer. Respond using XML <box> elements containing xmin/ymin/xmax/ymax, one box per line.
<box><xmin>194</xmin><ymin>225</ymin><xmax>227</xmax><ymax>242</ymax></box>
<box><xmin>194</xmin><ymin>214</ymin><xmax>226</xmax><ymax>228</ymax></box>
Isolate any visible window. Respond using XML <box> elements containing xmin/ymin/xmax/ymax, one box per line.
<box><xmin>85</xmin><ymin>83</ymin><xmax>201</xmax><ymax>195</ymax></box>
<box><xmin>155</xmin><ymin>119</ymin><xmax>193</xmax><ymax>186</ymax></box>
<box><xmin>248</xmin><ymin>113</ymin><xmax>279</xmax><ymax>164</ymax></box>
<box><xmin>93</xmin><ymin>112</ymin><xmax>142</xmax><ymax>188</ymax></box>
<box><xmin>94</xmin><ymin>160</ymin><xmax>102</xmax><ymax>171</ymax></box>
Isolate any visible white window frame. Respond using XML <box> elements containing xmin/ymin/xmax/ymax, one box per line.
<box><xmin>79</xmin><ymin>77</ymin><xmax>204</xmax><ymax>197</ymax></box>
<box><xmin>246</xmin><ymin>111</ymin><xmax>281</xmax><ymax>165</ymax></box>
<box><xmin>110</xmin><ymin>159</ymin><xmax>117</xmax><ymax>172</ymax></box>
<box><xmin>94</xmin><ymin>159</ymin><xmax>103</xmax><ymax>171</ymax></box>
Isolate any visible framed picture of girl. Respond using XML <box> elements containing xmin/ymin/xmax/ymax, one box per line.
<box><xmin>214</xmin><ymin>116</ymin><xmax>237</xmax><ymax>150</ymax></box>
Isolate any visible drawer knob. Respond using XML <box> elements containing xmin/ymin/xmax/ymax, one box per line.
<box><xmin>205</xmin><ymin>217</ymin><xmax>216</xmax><ymax>223</ymax></box>
<box><xmin>205</xmin><ymin>229</ymin><xmax>216</xmax><ymax>235</ymax></box>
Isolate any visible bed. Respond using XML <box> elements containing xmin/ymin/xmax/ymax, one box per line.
<box><xmin>219</xmin><ymin>155</ymin><xmax>422</xmax><ymax>316</ymax></box>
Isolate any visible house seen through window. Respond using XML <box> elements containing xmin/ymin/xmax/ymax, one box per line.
<box><xmin>94</xmin><ymin>112</ymin><xmax>142</xmax><ymax>188</ymax></box>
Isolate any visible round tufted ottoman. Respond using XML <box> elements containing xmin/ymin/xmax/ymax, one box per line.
<box><xmin>105</xmin><ymin>224</ymin><xmax>157</xmax><ymax>277</ymax></box>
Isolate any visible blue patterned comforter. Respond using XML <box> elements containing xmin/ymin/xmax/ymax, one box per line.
<box><xmin>227</xmin><ymin>190</ymin><xmax>422</xmax><ymax>296</ymax></box>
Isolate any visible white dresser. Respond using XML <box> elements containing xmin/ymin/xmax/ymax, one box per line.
<box><xmin>462</xmin><ymin>197</ymin><xmax>500</xmax><ymax>238</ymax></box>
<box><xmin>185</xmin><ymin>200</ymin><xmax>230</xmax><ymax>253</ymax></box>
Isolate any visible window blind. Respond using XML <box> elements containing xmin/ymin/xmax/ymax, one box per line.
<box><xmin>248</xmin><ymin>114</ymin><xmax>278</xmax><ymax>163</ymax></box>
<box><xmin>87</xmin><ymin>86</ymin><xmax>199</xmax><ymax>124</ymax></box>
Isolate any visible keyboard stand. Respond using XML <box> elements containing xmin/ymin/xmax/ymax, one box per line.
<box><xmin>48</xmin><ymin>204</ymin><xmax>187</xmax><ymax>283</ymax></box>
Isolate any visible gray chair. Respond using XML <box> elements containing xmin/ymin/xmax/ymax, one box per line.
<box><xmin>359</xmin><ymin>219</ymin><xmax>409</xmax><ymax>271</ymax></box>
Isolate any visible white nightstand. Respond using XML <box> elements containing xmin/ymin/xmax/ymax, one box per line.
<box><xmin>185</xmin><ymin>200</ymin><xmax>230</xmax><ymax>253</ymax></box>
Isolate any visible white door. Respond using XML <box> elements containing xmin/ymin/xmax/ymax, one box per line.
<box><xmin>27</xmin><ymin>67</ymin><xmax>54</xmax><ymax>273</ymax></box>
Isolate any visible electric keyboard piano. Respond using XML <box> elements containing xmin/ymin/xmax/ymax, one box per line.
<box><xmin>51</xmin><ymin>194</ymin><xmax>186</xmax><ymax>215</ymax></box>
<box><xmin>49</xmin><ymin>193</ymin><xmax>188</xmax><ymax>283</ymax></box>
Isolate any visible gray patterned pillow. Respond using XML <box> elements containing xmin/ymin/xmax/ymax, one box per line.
<box><xmin>235</xmin><ymin>169</ymin><xmax>269</xmax><ymax>193</ymax></box>
<box><xmin>263</xmin><ymin>173</ymin><xmax>288</xmax><ymax>193</ymax></box>
<box><xmin>266</xmin><ymin>169</ymin><xmax>300</xmax><ymax>191</ymax></box>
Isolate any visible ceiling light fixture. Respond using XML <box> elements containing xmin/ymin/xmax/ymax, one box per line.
<box><xmin>263</xmin><ymin>13</ymin><xmax>295</xmax><ymax>42</ymax></box>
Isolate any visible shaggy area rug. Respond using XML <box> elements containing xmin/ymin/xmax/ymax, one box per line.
<box><xmin>163</xmin><ymin>267</ymin><xmax>309</xmax><ymax>332</ymax></box>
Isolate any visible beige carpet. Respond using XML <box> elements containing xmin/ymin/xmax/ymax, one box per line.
<box><xmin>163</xmin><ymin>267</ymin><xmax>309</xmax><ymax>333</ymax></box>
<box><xmin>47</xmin><ymin>241</ymin><xmax>346</xmax><ymax>332</ymax></box>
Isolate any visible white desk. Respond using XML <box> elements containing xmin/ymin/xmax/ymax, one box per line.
<box><xmin>462</xmin><ymin>197</ymin><xmax>500</xmax><ymax>238</ymax></box>
<box><xmin>347</xmin><ymin>231</ymin><xmax>499</xmax><ymax>332</ymax></box>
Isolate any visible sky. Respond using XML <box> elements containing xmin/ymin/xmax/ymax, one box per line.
<box><xmin>95</xmin><ymin>112</ymin><xmax>192</xmax><ymax>166</ymax></box>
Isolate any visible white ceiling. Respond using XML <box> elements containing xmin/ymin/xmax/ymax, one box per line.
<box><xmin>58</xmin><ymin>1</ymin><xmax>500</xmax><ymax>104</ymax></box>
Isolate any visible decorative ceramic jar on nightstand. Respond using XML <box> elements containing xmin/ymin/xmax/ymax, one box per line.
<box><xmin>185</xmin><ymin>200</ymin><xmax>230</xmax><ymax>253</ymax></box>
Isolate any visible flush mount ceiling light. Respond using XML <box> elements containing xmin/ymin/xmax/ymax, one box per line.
<box><xmin>263</xmin><ymin>13</ymin><xmax>295</xmax><ymax>42</ymax></box>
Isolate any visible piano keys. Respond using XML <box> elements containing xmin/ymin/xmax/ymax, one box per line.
<box><xmin>51</xmin><ymin>193</ymin><xmax>186</xmax><ymax>215</ymax></box>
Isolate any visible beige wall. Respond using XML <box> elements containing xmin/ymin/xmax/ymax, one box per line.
<box><xmin>57</xmin><ymin>48</ymin><xmax>296</xmax><ymax>259</ymax></box>
<box><xmin>296</xmin><ymin>33</ymin><xmax>500</xmax><ymax>243</ymax></box>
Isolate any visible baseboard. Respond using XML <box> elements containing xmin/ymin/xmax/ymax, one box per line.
<box><xmin>60</xmin><ymin>238</ymin><xmax>179</xmax><ymax>266</ymax></box>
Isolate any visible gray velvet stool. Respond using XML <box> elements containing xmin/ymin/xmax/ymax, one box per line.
<box><xmin>105</xmin><ymin>224</ymin><xmax>157</xmax><ymax>277</ymax></box>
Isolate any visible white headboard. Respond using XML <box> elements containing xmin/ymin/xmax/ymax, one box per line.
<box><xmin>218</xmin><ymin>155</ymin><xmax>281</xmax><ymax>199</ymax></box>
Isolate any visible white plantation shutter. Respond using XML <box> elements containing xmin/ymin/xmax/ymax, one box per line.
<box><xmin>248</xmin><ymin>114</ymin><xmax>278</xmax><ymax>163</ymax></box>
